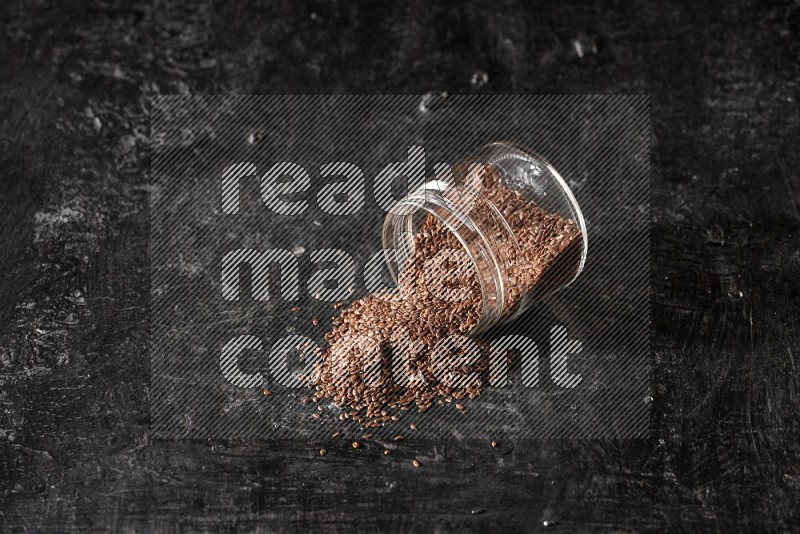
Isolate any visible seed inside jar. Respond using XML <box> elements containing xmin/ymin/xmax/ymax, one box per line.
<box><xmin>306</xmin><ymin>164</ymin><xmax>581</xmax><ymax>425</ymax></box>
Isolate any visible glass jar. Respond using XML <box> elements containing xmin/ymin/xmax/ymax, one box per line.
<box><xmin>382</xmin><ymin>141</ymin><xmax>587</xmax><ymax>334</ymax></box>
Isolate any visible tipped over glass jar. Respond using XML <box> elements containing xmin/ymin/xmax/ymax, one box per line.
<box><xmin>382</xmin><ymin>141</ymin><xmax>587</xmax><ymax>334</ymax></box>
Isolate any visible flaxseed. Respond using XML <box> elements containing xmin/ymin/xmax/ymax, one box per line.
<box><xmin>306</xmin><ymin>164</ymin><xmax>581</xmax><ymax>427</ymax></box>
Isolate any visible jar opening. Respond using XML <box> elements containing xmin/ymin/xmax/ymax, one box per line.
<box><xmin>382</xmin><ymin>184</ymin><xmax>506</xmax><ymax>334</ymax></box>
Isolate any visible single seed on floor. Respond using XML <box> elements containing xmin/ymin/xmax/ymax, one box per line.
<box><xmin>311</xmin><ymin>413</ymin><xmax>321</xmax><ymax>420</ymax></box>
<box><xmin>455</xmin><ymin>403</ymin><xmax>464</xmax><ymax>410</ymax></box>
<box><xmin>384</xmin><ymin>449</ymin><xmax>392</xmax><ymax>455</ymax></box>
<box><xmin>394</xmin><ymin>435</ymin><xmax>403</xmax><ymax>442</ymax></box>
<box><xmin>491</xmin><ymin>441</ymin><xmax>498</xmax><ymax>448</ymax></box>
<box><xmin>290</xmin><ymin>306</ymin><xmax>302</xmax><ymax>313</ymax></box>
<box><xmin>411</xmin><ymin>459</ymin><xmax>420</xmax><ymax>468</ymax></box>
<box><xmin>262</xmin><ymin>389</ymin><xmax>272</xmax><ymax>396</ymax></box>
<box><xmin>319</xmin><ymin>448</ymin><xmax>327</xmax><ymax>457</ymax></box>
<box><xmin>352</xmin><ymin>441</ymin><xmax>361</xmax><ymax>449</ymax></box>
<box><xmin>409</xmin><ymin>423</ymin><xmax>417</xmax><ymax>430</ymax></box>
<box><xmin>312</xmin><ymin>318</ymin><xmax>319</xmax><ymax>326</ymax></box>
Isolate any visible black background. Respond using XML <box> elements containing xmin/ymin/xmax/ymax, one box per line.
<box><xmin>150</xmin><ymin>96</ymin><xmax>649</xmax><ymax>441</ymax></box>
<box><xmin>1</xmin><ymin>0</ymin><xmax>799</xmax><ymax>531</ymax></box>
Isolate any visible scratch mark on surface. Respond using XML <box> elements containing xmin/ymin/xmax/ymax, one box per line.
<box><xmin>781</xmin><ymin>166</ymin><xmax>800</xmax><ymax>222</ymax></box>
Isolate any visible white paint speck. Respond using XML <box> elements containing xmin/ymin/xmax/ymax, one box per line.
<box><xmin>470</xmin><ymin>70</ymin><xmax>488</xmax><ymax>86</ymax></box>
<box><xmin>418</xmin><ymin>91</ymin><xmax>447</xmax><ymax>113</ymax></box>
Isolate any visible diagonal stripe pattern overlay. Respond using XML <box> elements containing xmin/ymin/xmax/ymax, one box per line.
<box><xmin>151</xmin><ymin>95</ymin><xmax>650</xmax><ymax>440</ymax></box>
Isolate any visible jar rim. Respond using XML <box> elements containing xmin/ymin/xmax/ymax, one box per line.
<box><xmin>381</xmin><ymin>185</ymin><xmax>505</xmax><ymax>333</ymax></box>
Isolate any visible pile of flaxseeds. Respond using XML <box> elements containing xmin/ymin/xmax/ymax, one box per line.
<box><xmin>306</xmin><ymin>164</ymin><xmax>581</xmax><ymax>427</ymax></box>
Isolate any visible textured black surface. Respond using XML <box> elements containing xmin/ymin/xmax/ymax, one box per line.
<box><xmin>149</xmin><ymin>95</ymin><xmax>650</xmax><ymax>441</ymax></box>
<box><xmin>1</xmin><ymin>0</ymin><xmax>799</xmax><ymax>531</ymax></box>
